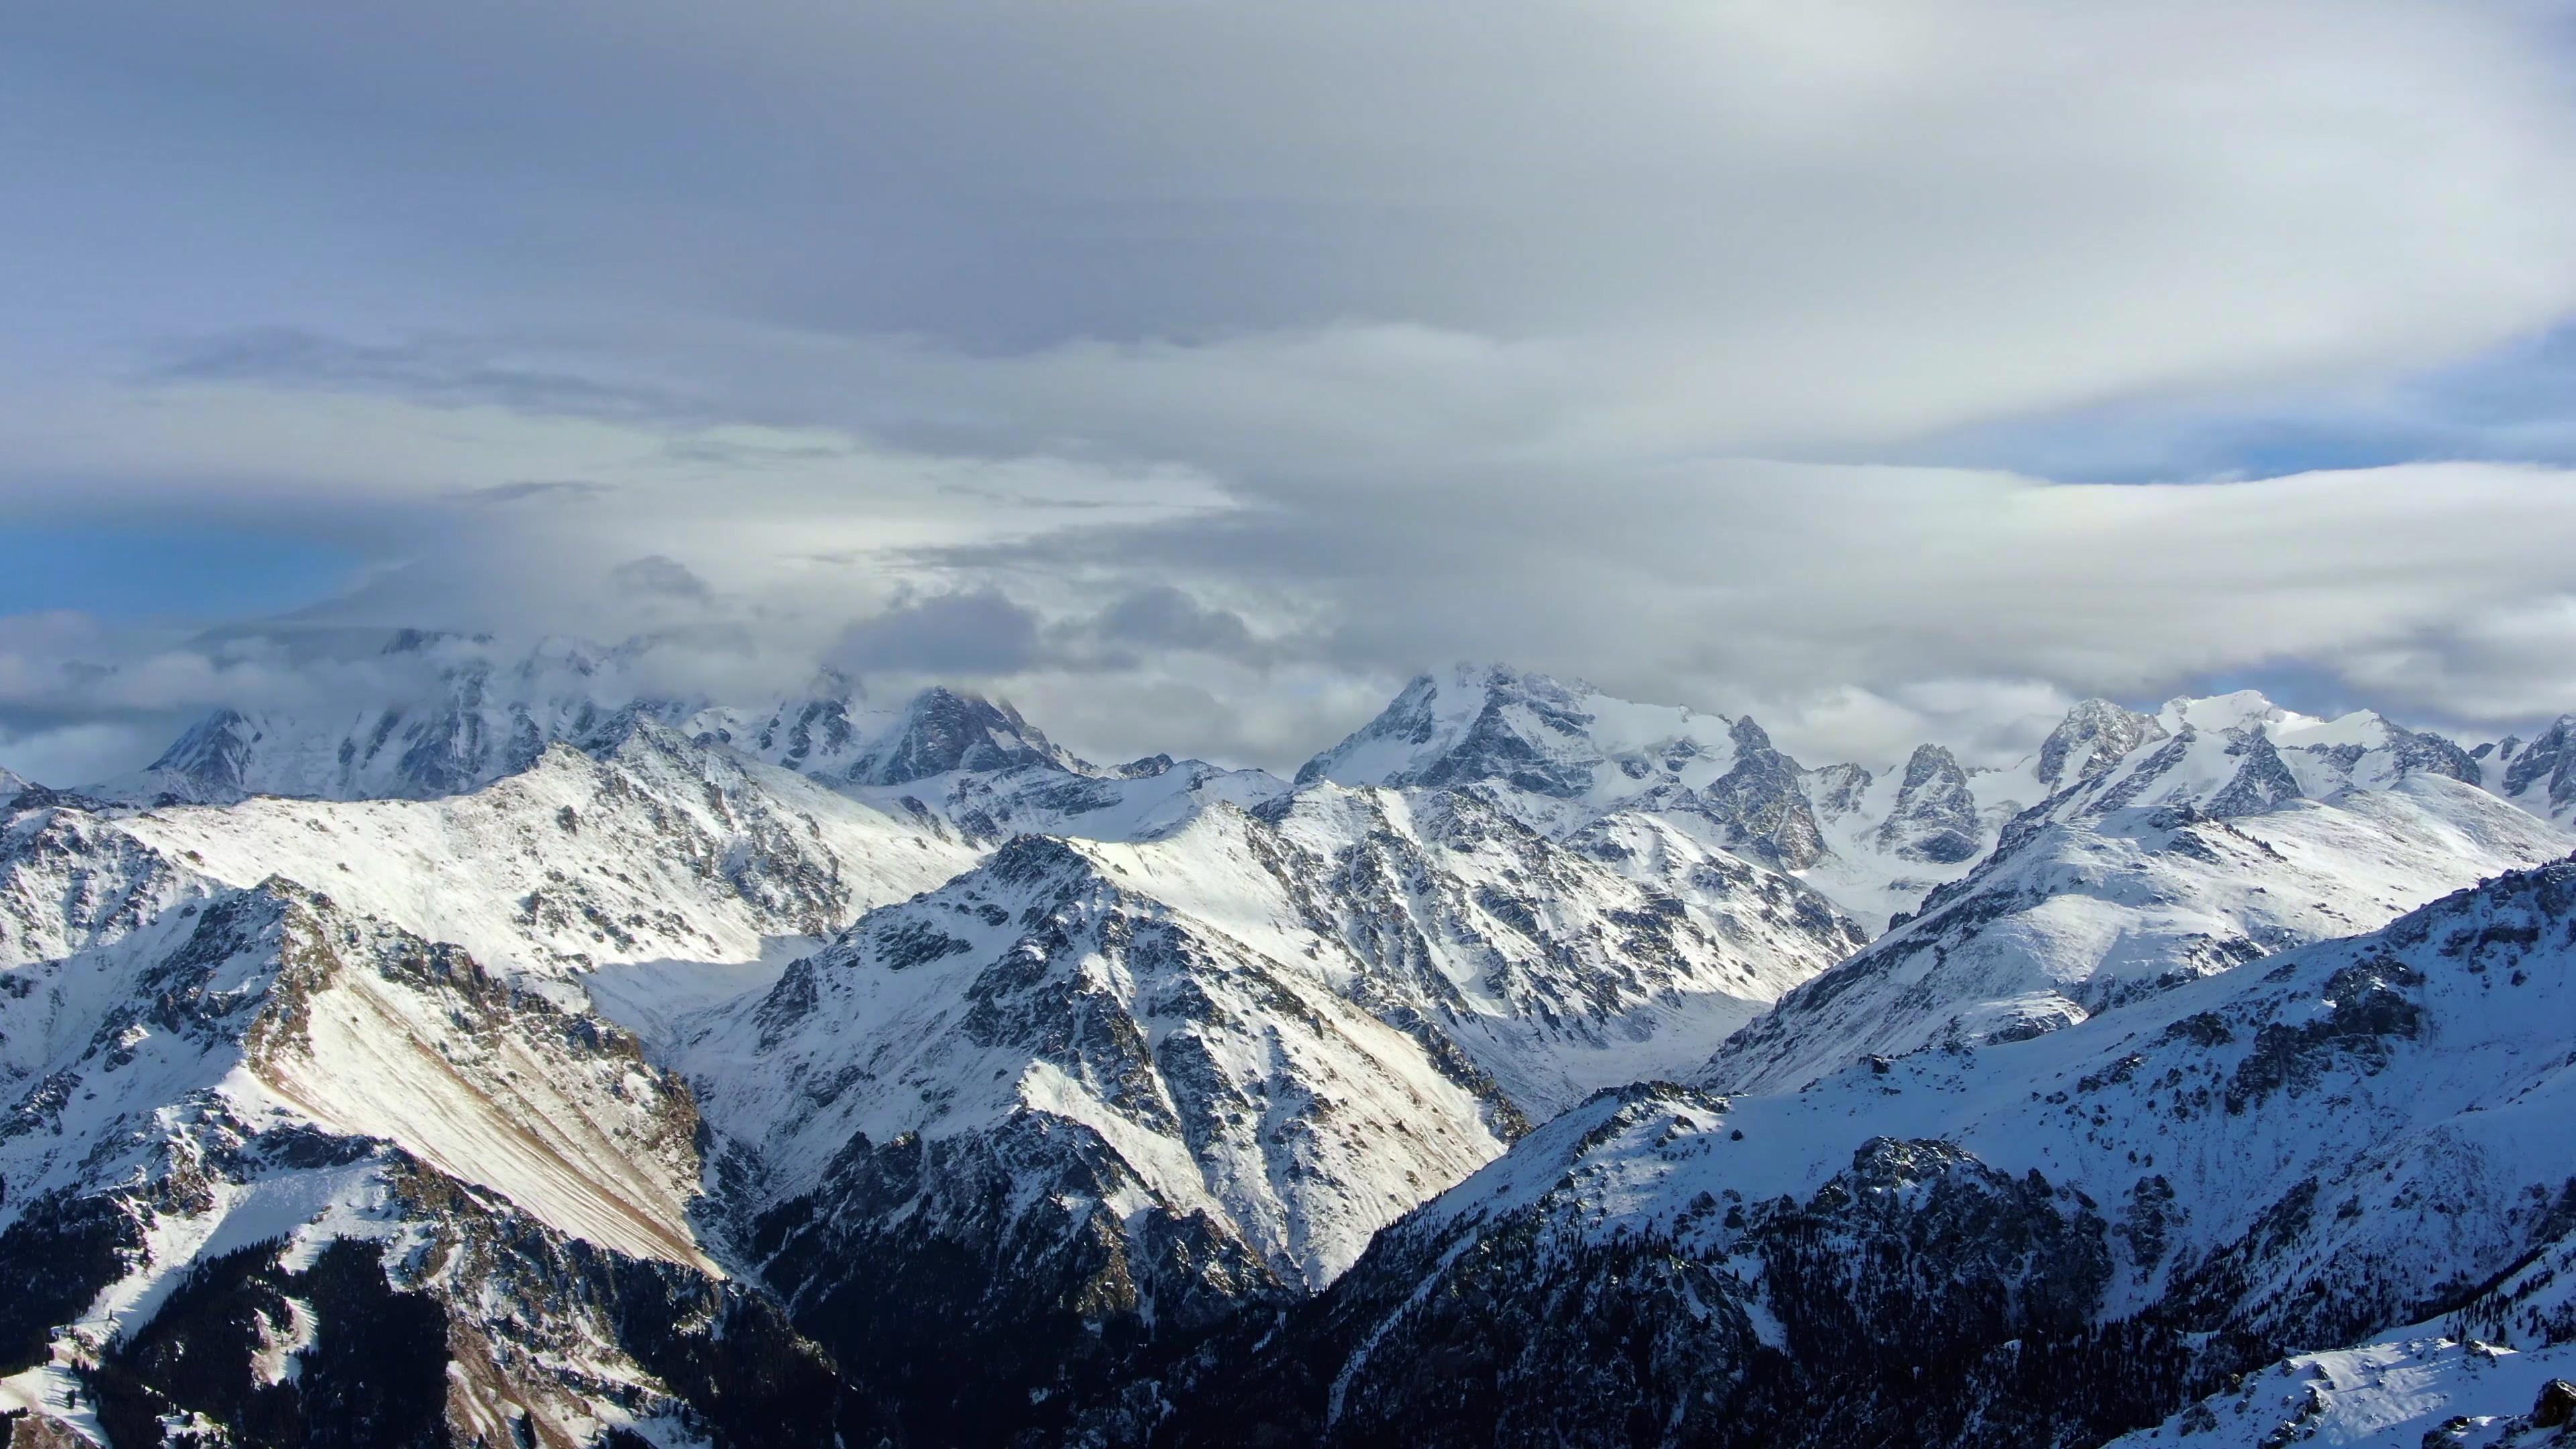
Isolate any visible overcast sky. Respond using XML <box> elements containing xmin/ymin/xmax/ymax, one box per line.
<box><xmin>7</xmin><ymin>1</ymin><xmax>2576</xmax><ymax>781</ymax></box>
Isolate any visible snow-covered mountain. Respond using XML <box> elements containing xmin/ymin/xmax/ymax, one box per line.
<box><xmin>16</xmin><ymin>724</ymin><xmax>984</xmax><ymax>1036</ymax></box>
<box><xmin>1139</xmin><ymin>855</ymin><xmax>2576</xmax><ymax>1448</ymax></box>
<box><xmin>2482</xmin><ymin>715</ymin><xmax>2576</xmax><ymax>828</ymax></box>
<box><xmin>98</xmin><ymin>633</ymin><xmax>688</xmax><ymax>806</ymax></box>
<box><xmin>1297</xmin><ymin>663</ymin><xmax>2060</xmax><ymax>929</ymax></box>
<box><xmin>3</xmin><ymin>658</ymin><xmax>1868</xmax><ymax>1446</ymax></box>
<box><xmin>11</xmin><ymin>649</ymin><xmax>2576</xmax><ymax>1448</ymax></box>
<box><xmin>100</xmin><ymin>635</ymin><xmax>1286</xmax><ymax>852</ymax></box>
<box><xmin>658</xmin><ymin>784</ymin><xmax>1864</xmax><ymax>1441</ymax></box>
<box><xmin>1709</xmin><ymin>749</ymin><xmax>2571</xmax><ymax>1095</ymax></box>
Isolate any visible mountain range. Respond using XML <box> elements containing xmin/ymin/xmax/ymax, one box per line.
<box><xmin>7</xmin><ymin>635</ymin><xmax>2576</xmax><ymax>1448</ymax></box>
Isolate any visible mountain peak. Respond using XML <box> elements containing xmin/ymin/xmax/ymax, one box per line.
<box><xmin>2035</xmin><ymin>699</ymin><xmax>2166</xmax><ymax>790</ymax></box>
<box><xmin>1874</xmin><ymin>743</ymin><xmax>1980</xmax><ymax>864</ymax></box>
<box><xmin>859</xmin><ymin>686</ymin><xmax>1072</xmax><ymax>786</ymax></box>
<box><xmin>146</xmin><ymin>706</ymin><xmax>260</xmax><ymax>782</ymax></box>
<box><xmin>1294</xmin><ymin>663</ymin><xmax>1734</xmax><ymax>800</ymax></box>
<box><xmin>2157</xmin><ymin>688</ymin><xmax>2318</xmax><ymax>738</ymax></box>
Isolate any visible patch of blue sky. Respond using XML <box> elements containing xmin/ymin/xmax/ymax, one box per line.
<box><xmin>1891</xmin><ymin>322</ymin><xmax>2576</xmax><ymax>484</ymax></box>
<box><xmin>0</xmin><ymin>522</ymin><xmax>360</xmax><ymax>622</ymax></box>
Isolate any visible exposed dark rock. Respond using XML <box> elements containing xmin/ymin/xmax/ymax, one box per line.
<box><xmin>2037</xmin><ymin>701</ymin><xmax>2166</xmax><ymax>790</ymax></box>
<box><xmin>1876</xmin><ymin>744</ymin><xmax>1983</xmax><ymax>864</ymax></box>
<box><xmin>2533</xmin><ymin>1378</ymin><xmax>2576</xmax><ymax>1428</ymax></box>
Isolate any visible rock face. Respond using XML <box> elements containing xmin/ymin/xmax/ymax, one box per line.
<box><xmin>709</xmin><ymin>682</ymin><xmax>1079</xmax><ymax>788</ymax></box>
<box><xmin>2493</xmin><ymin>715</ymin><xmax>2576</xmax><ymax>826</ymax></box>
<box><xmin>1875</xmin><ymin>744</ymin><xmax>1982</xmax><ymax>864</ymax></box>
<box><xmin>1297</xmin><ymin>665</ymin><xmax>2022</xmax><ymax>924</ymax></box>
<box><xmin>705</xmin><ymin>841</ymin><xmax>1466</xmax><ymax>1441</ymax></box>
<box><xmin>2036</xmin><ymin>699</ymin><xmax>2168</xmax><ymax>790</ymax></box>
<box><xmin>1265</xmin><ymin>786</ymin><xmax>1868</xmax><ymax>1112</ymax></box>
<box><xmin>1142</xmin><ymin>856</ymin><xmax>2576</xmax><ymax>1449</ymax></box>
<box><xmin>1690</xmin><ymin>718</ymin><xmax>1829</xmax><ymax>871</ymax></box>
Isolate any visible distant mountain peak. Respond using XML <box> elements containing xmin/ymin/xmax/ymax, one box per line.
<box><xmin>2158</xmin><ymin>687</ymin><xmax>2302</xmax><ymax>737</ymax></box>
<box><xmin>1296</xmin><ymin>662</ymin><xmax>1729</xmax><ymax>795</ymax></box>
<box><xmin>2035</xmin><ymin>698</ymin><xmax>2166</xmax><ymax>790</ymax></box>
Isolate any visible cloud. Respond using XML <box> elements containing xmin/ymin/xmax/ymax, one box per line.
<box><xmin>17</xmin><ymin>1</ymin><xmax>2576</xmax><ymax>454</ymax></box>
<box><xmin>153</xmin><ymin>328</ymin><xmax>690</xmax><ymax>423</ymax></box>
<box><xmin>1083</xmin><ymin>587</ymin><xmax>1269</xmax><ymax>662</ymax></box>
<box><xmin>904</xmin><ymin>459</ymin><xmax>2576</xmax><ymax>760</ymax></box>
<box><xmin>464</xmin><ymin>480</ymin><xmax>615</xmax><ymax>505</ymax></box>
<box><xmin>608</xmin><ymin>554</ymin><xmax>713</xmax><ymax>603</ymax></box>
<box><xmin>5</xmin><ymin>2</ymin><xmax>2576</xmax><ymax>780</ymax></box>
<box><xmin>826</xmin><ymin>589</ymin><xmax>1044</xmax><ymax>678</ymax></box>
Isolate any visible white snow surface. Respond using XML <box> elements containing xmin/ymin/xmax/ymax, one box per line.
<box><xmin>2104</xmin><ymin>1331</ymin><xmax>2576</xmax><ymax>1449</ymax></box>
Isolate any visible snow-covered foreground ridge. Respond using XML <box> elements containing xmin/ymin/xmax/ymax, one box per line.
<box><xmin>3</xmin><ymin>640</ymin><xmax>2576</xmax><ymax>1446</ymax></box>
<box><xmin>1145</xmin><ymin>857</ymin><xmax>2576</xmax><ymax>1447</ymax></box>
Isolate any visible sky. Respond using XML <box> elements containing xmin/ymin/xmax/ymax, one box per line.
<box><xmin>6</xmin><ymin>0</ymin><xmax>2576</xmax><ymax>782</ymax></box>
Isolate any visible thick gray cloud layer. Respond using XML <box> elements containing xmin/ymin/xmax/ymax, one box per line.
<box><xmin>4</xmin><ymin>1</ymin><xmax>2575</xmax><ymax>778</ymax></box>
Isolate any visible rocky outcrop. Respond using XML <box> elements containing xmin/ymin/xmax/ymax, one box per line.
<box><xmin>1875</xmin><ymin>745</ymin><xmax>1982</xmax><ymax>864</ymax></box>
<box><xmin>2037</xmin><ymin>700</ymin><xmax>2167</xmax><ymax>791</ymax></box>
<box><xmin>1688</xmin><ymin>718</ymin><xmax>1828</xmax><ymax>871</ymax></box>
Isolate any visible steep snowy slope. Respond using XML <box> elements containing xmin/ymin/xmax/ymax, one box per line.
<box><xmin>2106</xmin><ymin>1197</ymin><xmax>2576</xmax><ymax>1449</ymax></box>
<box><xmin>1143</xmin><ymin>853</ymin><xmax>2576</xmax><ymax>1449</ymax></box>
<box><xmin>1709</xmin><ymin>739</ymin><xmax>2570</xmax><ymax>1093</ymax></box>
<box><xmin>700</xmin><ymin>678</ymin><xmax>1080</xmax><ymax>783</ymax></box>
<box><xmin>1295</xmin><ymin>665</ymin><xmax>1835</xmax><ymax>871</ymax></box>
<box><xmin>680</xmin><ymin>828</ymin><xmax>1504</xmax><ymax>1444</ymax></box>
<box><xmin>700</xmin><ymin>681</ymin><xmax>1287</xmax><ymax>844</ymax></box>
<box><xmin>1265</xmin><ymin>786</ymin><xmax>1866</xmax><ymax>1110</ymax></box>
<box><xmin>2104</xmin><ymin>1329</ymin><xmax>2576</xmax><ymax>1449</ymax></box>
<box><xmin>0</xmin><ymin>798</ymin><xmax>197</xmax><ymax>969</ymax></box>
<box><xmin>1297</xmin><ymin>664</ymin><xmax>1747</xmax><ymax>810</ymax></box>
<box><xmin>0</xmin><ymin>877</ymin><xmax>879</xmax><ymax>1447</ymax></box>
<box><xmin>1797</xmin><ymin>699</ymin><xmax>2172</xmax><ymax>928</ymax></box>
